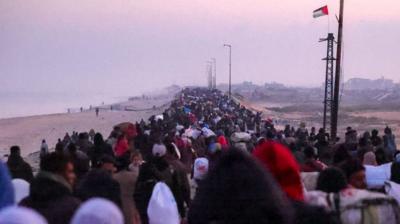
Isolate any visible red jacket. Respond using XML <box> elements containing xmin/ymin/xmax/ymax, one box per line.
<box><xmin>115</xmin><ymin>138</ymin><xmax>129</xmax><ymax>157</ymax></box>
<box><xmin>217</xmin><ymin>136</ymin><xmax>229</xmax><ymax>150</ymax></box>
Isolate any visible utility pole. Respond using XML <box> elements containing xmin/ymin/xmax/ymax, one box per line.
<box><xmin>320</xmin><ymin>33</ymin><xmax>335</xmax><ymax>133</ymax></box>
<box><xmin>331</xmin><ymin>0</ymin><xmax>344</xmax><ymax>141</ymax></box>
<box><xmin>224</xmin><ymin>44</ymin><xmax>232</xmax><ymax>98</ymax></box>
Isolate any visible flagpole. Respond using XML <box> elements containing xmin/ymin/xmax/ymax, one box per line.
<box><xmin>331</xmin><ymin>0</ymin><xmax>344</xmax><ymax>141</ymax></box>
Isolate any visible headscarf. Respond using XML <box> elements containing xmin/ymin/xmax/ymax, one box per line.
<box><xmin>152</xmin><ymin>144</ymin><xmax>167</xmax><ymax>157</ymax></box>
<box><xmin>363</xmin><ymin>152</ymin><xmax>378</xmax><ymax>166</ymax></box>
<box><xmin>12</xmin><ymin>179</ymin><xmax>30</xmax><ymax>204</ymax></box>
<box><xmin>253</xmin><ymin>141</ymin><xmax>304</xmax><ymax>201</ymax></box>
<box><xmin>71</xmin><ymin>198</ymin><xmax>123</xmax><ymax>224</ymax></box>
<box><xmin>0</xmin><ymin>161</ymin><xmax>14</xmax><ymax>209</ymax></box>
<box><xmin>0</xmin><ymin>206</ymin><xmax>47</xmax><ymax>224</ymax></box>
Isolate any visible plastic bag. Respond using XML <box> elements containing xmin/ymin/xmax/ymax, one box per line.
<box><xmin>365</xmin><ymin>163</ymin><xmax>391</xmax><ymax>189</ymax></box>
<box><xmin>147</xmin><ymin>182</ymin><xmax>180</xmax><ymax>224</ymax></box>
<box><xmin>193</xmin><ymin>158</ymin><xmax>209</xmax><ymax>180</ymax></box>
<box><xmin>201</xmin><ymin>127</ymin><xmax>216</xmax><ymax>138</ymax></box>
<box><xmin>184</xmin><ymin>128</ymin><xmax>202</xmax><ymax>139</ymax></box>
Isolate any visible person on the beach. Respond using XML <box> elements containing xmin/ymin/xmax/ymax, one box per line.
<box><xmin>40</xmin><ymin>139</ymin><xmax>49</xmax><ymax>159</ymax></box>
<box><xmin>95</xmin><ymin>107</ymin><xmax>99</xmax><ymax>117</ymax></box>
<box><xmin>6</xmin><ymin>146</ymin><xmax>34</xmax><ymax>183</ymax></box>
<box><xmin>66</xmin><ymin>143</ymin><xmax>89</xmax><ymax>181</ymax></box>
<box><xmin>88</xmin><ymin>133</ymin><xmax>115</xmax><ymax>168</ymax></box>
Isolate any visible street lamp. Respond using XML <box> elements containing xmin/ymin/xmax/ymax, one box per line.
<box><xmin>224</xmin><ymin>44</ymin><xmax>232</xmax><ymax>98</ymax></box>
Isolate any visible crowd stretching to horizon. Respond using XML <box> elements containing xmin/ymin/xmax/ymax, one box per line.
<box><xmin>1</xmin><ymin>88</ymin><xmax>400</xmax><ymax>224</ymax></box>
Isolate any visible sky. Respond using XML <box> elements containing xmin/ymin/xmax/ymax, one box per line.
<box><xmin>1</xmin><ymin>0</ymin><xmax>399</xmax><ymax>96</ymax></box>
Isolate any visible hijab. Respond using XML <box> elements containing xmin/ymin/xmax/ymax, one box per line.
<box><xmin>0</xmin><ymin>206</ymin><xmax>47</xmax><ymax>224</ymax></box>
<box><xmin>71</xmin><ymin>198</ymin><xmax>123</xmax><ymax>224</ymax></box>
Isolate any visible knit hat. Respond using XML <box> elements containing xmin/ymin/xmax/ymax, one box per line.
<box><xmin>71</xmin><ymin>198</ymin><xmax>123</xmax><ymax>224</ymax></box>
<box><xmin>253</xmin><ymin>141</ymin><xmax>304</xmax><ymax>201</ymax></box>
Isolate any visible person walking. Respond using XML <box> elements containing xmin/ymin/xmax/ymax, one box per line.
<box><xmin>6</xmin><ymin>146</ymin><xmax>34</xmax><ymax>183</ymax></box>
<box><xmin>40</xmin><ymin>139</ymin><xmax>49</xmax><ymax>159</ymax></box>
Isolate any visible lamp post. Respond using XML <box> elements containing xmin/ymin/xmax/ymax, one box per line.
<box><xmin>224</xmin><ymin>44</ymin><xmax>232</xmax><ymax>98</ymax></box>
<box><xmin>211</xmin><ymin>58</ymin><xmax>217</xmax><ymax>89</ymax></box>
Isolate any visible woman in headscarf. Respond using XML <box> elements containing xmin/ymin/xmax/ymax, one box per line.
<box><xmin>70</xmin><ymin>198</ymin><xmax>123</xmax><ymax>224</ymax></box>
<box><xmin>0</xmin><ymin>206</ymin><xmax>47</xmax><ymax>224</ymax></box>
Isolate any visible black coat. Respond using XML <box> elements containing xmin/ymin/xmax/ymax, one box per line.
<box><xmin>88</xmin><ymin>143</ymin><xmax>114</xmax><ymax>168</ymax></box>
<box><xmin>7</xmin><ymin>155</ymin><xmax>34</xmax><ymax>183</ymax></box>
<box><xmin>20</xmin><ymin>173</ymin><xmax>80</xmax><ymax>224</ymax></box>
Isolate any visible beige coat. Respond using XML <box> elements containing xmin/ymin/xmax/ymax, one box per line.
<box><xmin>113</xmin><ymin>169</ymin><xmax>139</xmax><ymax>224</ymax></box>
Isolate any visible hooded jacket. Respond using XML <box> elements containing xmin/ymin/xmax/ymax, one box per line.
<box><xmin>20</xmin><ymin>171</ymin><xmax>80</xmax><ymax>224</ymax></box>
<box><xmin>7</xmin><ymin>154</ymin><xmax>34</xmax><ymax>183</ymax></box>
<box><xmin>253</xmin><ymin>141</ymin><xmax>338</xmax><ymax>224</ymax></box>
<box><xmin>253</xmin><ymin>141</ymin><xmax>304</xmax><ymax>201</ymax></box>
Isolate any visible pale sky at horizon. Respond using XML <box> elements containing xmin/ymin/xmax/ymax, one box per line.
<box><xmin>1</xmin><ymin>0</ymin><xmax>399</xmax><ymax>96</ymax></box>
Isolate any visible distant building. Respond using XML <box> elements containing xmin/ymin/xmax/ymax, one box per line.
<box><xmin>344</xmin><ymin>77</ymin><xmax>395</xmax><ymax>90</ymax></box>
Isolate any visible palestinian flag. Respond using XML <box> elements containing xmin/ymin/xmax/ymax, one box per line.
<box><xmin>313</xmin><ymin>5</ymin><xmax>329</xmax><ymax>18</ymax></box>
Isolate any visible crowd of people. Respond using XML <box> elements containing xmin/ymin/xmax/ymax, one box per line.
<box><xmin>1</xmin><ymin>87</ymin><xmax>400</xmax><ymax>224</ymax></box>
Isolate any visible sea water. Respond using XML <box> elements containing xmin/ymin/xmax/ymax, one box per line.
<box><xmin>0</xmin><ymin>90</ymin><xmax>128</xmax><ymax>119</ymax></box>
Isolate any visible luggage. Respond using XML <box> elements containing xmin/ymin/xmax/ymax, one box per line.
<box><xmin>230</xmin><ymin>132</ymin><xmax>251</xmax><ymax>143</ymax></box>
<box><xmin>306</xmin><ymin>188</ymin><xmax>400</xmax><ymax>224</ymax></box>
<box><xmin>365</xmin><ymin>163</ymin><xmax>392</xmax><ymax>189</ymax></box>
<box><xmin>385</xmin><ymin>181</ymin><xmax>400</xmax><ymax>205</ymax></box>
<box><xmin>301</xmin><ymin>172</ymin><xmax>319</xmax><ymax>191</ymax></box>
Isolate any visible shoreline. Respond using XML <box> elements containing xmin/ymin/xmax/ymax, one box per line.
<box><xmin>0</xmin><ymin>96</ymin><xmax>173</xmax><ymax>162</ymax></box>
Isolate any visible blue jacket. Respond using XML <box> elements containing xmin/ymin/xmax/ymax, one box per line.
<box><xmin>0</xmin><ymin>161</ymin><xmax>15</xmax><ymax>209</ymax></box>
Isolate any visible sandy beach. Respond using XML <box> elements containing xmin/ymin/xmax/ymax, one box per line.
<box><xmin>0</xmin><ymin>96</ymin><xmax>172</xmax><ymax>162</ymax></box>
